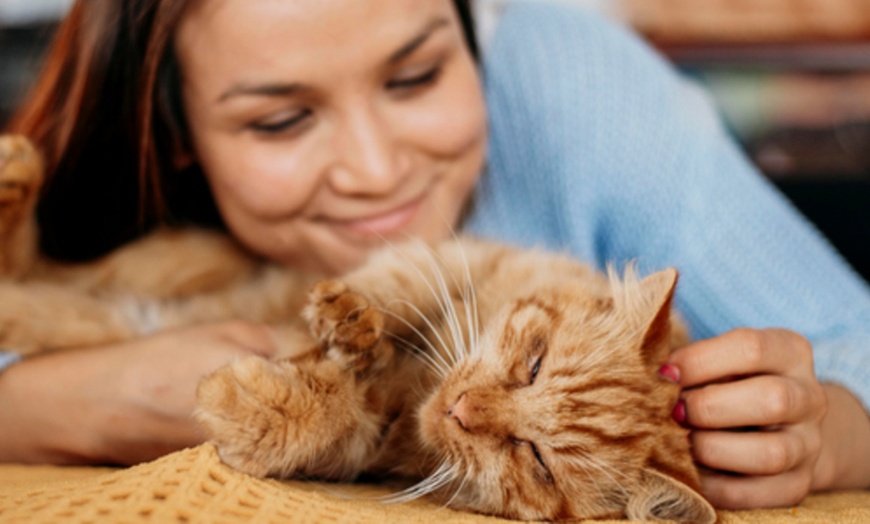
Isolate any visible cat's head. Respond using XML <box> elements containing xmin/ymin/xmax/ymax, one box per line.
<box><xmin>418</xmin><ymin>268</ymin><xmax>716</xmax><ymax>523</ymax></box>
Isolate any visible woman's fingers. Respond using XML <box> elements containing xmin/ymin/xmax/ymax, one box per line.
<box><xmin>699</xmin><ymin>466</ymin><xmax>814</xmax><ymax>510</ymax></box>
<box><xmin>663</xmin><ymin>327</ymin><xmax>834</xmax><ymax>509</ymax></box>
<box><xmin>691</xmin><ymin>429</ymin><xmax>819</xmax><ymax>475</ymax></box>
<box><xmin>668</xmin><ymin>328</ymin><xmax>813</xmax><ymax>388</ymax></box>
<box><xmin>682</xmin><ymin>374</ymin><xmax>823</xmax><ymax>428</ymax></box>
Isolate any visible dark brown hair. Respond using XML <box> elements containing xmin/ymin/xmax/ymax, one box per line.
<box><xmin>7</xmin><ymin>0</ymin><xmax>479</xmax><ymax>261</ymax></box>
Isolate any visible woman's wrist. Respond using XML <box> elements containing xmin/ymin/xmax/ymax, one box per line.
<box><xmin>0</xmin><ymin>357</ymin><xmax>83</xmax><ymax>463</ymax></box>
<box><xmin>0</xmin><ymin>348</ymin><xmax>116</xmax><ymax>464</ymax></box>
<box><xmin>0</xmin><ymin>354</ymin><xmax>57</xmax><ymax>463</ymax></box>
<box><xmin>813</xmin><ymin>384</ymin><xmax>870</xmax><ymax>492</ymax></box>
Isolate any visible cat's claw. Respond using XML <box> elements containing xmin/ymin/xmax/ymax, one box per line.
<box><xmin>302</xmin><ymin>279</ymin><xmax>393</xmax><ymax>374</ymax></box>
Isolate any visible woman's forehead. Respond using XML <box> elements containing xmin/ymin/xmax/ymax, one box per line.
<box><xmin>176</xmin><ymin>0</ymin><xmax>456</xmax><ymax>58</ymax></box>
<box><xmin>174</xmin><ymin>0</ymin><xmax>458</xmax><ymax>98</ymax></box>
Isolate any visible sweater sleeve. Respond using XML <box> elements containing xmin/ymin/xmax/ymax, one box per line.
<box><xmin>466</xmin><ymin>1</ymin><xmax>870</xmax><ymax>412</ymax></box>
<box><xmin>0</xmin><ymin>351</ymin><xmax>21</xmax><ymax>374</ymax></box>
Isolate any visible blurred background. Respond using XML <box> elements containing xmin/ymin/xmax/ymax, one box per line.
<box><xmin>622</xmin><ymin>0</ymin><xmax>870</xmax><ymax>285</ymax></box>
<box><xmin>1</xmin><ymin>0</ymin><xmax>868</xmax><ymax>282</ymax></box>
<box><xmin>0</xmin><ymin>0</ymin><xmax>69</xmax><ymax>124</ymax></box>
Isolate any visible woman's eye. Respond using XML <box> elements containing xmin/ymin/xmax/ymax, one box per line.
<box><xmin>387</xmin><ymin>65</ymin><xmax>442</xmax><ymax>91</ymax></box>
<box><xmin>249</xmin><ymin>110</ymin><xmax>311</xmax><ymax>135</ymax></box>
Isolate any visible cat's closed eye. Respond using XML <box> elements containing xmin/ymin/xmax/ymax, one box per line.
<box><xmin>511</xmin><ymin>437</ymin><xmax>553</xmax><ymax>484</ymax></box>
<box><xmin>529</xmin><ymin>354</ymin><xmax>542</xmax><ymax>384</ymax></box>
<box><xmin>527</xmin><ymin>333</ymin><xmax>547</xmax><ymax>384</ymax></box>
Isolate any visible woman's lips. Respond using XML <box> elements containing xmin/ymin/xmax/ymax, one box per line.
<box><xmin>335</xmin><ymin>196</ymin><xmax>424</xmax><ymax>237</ymax></box>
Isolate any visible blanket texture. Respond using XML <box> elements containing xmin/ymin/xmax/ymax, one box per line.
<box><xmin>0</xmin><ymin>444</ymin><xmax>867</xmax><ymax>523</ymax></box>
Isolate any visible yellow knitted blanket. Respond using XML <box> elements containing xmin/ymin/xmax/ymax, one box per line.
<box><xmin>0</xmin><ymin>444</ymin><xmax>867</xmax><ymax>523</ymax></box>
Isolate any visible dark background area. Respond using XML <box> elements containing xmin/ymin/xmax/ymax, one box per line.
<box><xmin>0</xmin><ymin>23</ymin><xmax>55</xmax><ymax>126</ymax></box>
<box><xmin>776</xmin><ymin>178</ymin><xmax>870</xmax><ymax>283</ymax></box>
<box><xmin>1</xmin><ymin>21</ymin><xmax>868</xmax><ymax>284</ymax></box>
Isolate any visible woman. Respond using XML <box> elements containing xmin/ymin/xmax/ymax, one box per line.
<box><xmin>0</xmin><ymin>0</ymin><xmax>868</xmax><ymax>511</ymax></box>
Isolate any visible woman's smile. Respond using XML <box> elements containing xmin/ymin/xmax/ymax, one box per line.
<box><xmin>330</xmin><ymin>193</ymin><xmax>426</xmax><ymax>238</ymax></box>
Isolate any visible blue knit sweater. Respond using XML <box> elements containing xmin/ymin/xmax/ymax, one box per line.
<box><xmin>466</xmin><ymin>2</ymin><xmax>870</xmax><ymax>413</ymax></box>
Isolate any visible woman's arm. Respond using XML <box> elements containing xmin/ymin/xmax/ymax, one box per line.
<box><xmin>0</xmin><ymin>321</ymin><xmax>275</xmax><ymax>465</ymax></box>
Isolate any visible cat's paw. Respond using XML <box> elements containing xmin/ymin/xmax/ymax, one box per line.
<box><xmin>0</xmin><ymin>135</ymin><xmax>43</xmax><ymax>212</ymax></box>
<box><xmin>196</xmin><ymin>356</ymin><xmax>372</xmax><ymax>480</ymax></box>
<box><xmin>196</xmin><ymin>357</ymin><xmax>309</xmax><ymax>478</ymax></box>
<box><xmin>302</xmin><ymin>280</ymin><xmax>393</xmax><ymax>373</ymax></box>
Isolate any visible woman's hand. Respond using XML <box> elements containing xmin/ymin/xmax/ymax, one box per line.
<box><xmin>0</xmin><ymin>320</ymin><xmax>276</xmax><ymax>465</ymax></box>
<box><xmin>667</xmin><ymin>328</ymin><xmax>870</xmax><ymax>509</ymax></box>
<box><xmin>664</xmin><ymin>328</ymin><xmax>833</xmax><ymax>508</ymax></box>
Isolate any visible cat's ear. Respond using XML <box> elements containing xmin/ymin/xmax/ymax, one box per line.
<box><xmin>627</xmin><ymin>468</ymin><xmax>717</xmax><ymax>524</ymax></box>
<box><xmin>636</xmin><ymin>268</ymin><xmax>678</xmax><ymax>368</ymax></box>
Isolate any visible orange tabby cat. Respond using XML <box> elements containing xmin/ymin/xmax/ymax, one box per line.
<box><xmin>0</xmin><ymin>135</ymin><xmax>716</xmax><ymax>523</ymax></box>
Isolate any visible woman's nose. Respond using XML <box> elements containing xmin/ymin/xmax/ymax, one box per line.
<box><xmin>328</xmin><ymin>105</ymin><xmax>409</xmax><ymax>195</ymax></box>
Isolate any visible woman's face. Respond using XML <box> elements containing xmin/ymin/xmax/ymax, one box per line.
<box><xmin>175</xmin><ymin>0</ymin><xmax>486</xmax><ymax>274</ymax></box>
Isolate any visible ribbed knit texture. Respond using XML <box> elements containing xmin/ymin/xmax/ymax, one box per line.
<box><xmin>467</xmin><ymin>2</ymin><xmax>870</xmax><ymax>413</ymax></box>
<box><xmin>1</xmin><ymin>444</ymin><xmax>868</xmax><ymax>523</ymax></box>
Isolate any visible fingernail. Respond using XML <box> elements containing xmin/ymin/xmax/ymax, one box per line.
<box><xmin>658</xmin><ymin>364</ymin><xmax>681</xmax><ymax>384</ymax></box>
<box><xmin>671</xmin><ymin>400</ymin><xmax>687</xmax><ymax>424</ymax></box>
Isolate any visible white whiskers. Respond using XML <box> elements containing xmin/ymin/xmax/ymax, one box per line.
<box><xmin>403</xmin><ymin>240</ymin><xmax>470</xmax><ymax>367</ymax></box>
<box><xmin>441</xmin><ymin>465</ymin><xmax>471</xmax><ymax>509</ymax></box>
<box><xmin>377</xmin><ymin>237</ymin><xmax>481</xmax><ymax>377</ymax></box>
<box><xmin>380</xmin><ymin>307</ymin><xmax>452</xmax><ymax>378</ymax></box>
<box><xmin>379</xmin><ymin>460</ymin><xmax>460</xmax><ymax>504</ymax></box>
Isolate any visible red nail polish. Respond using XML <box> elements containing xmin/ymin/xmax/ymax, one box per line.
<box><xmin>658</xmin><ymin>364</ymin><xmax>681</xmax><ymax>384</ymax></box>
<box><xmin>672</xmin><ymin>400</ymin><xmax>687</xmax><ymax>424</ymax></box>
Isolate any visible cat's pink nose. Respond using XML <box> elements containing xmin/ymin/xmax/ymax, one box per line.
<box><xmin>447</xmin><ymin>392</ymin><xmax>472</xmax><ymax>431</ymax></box>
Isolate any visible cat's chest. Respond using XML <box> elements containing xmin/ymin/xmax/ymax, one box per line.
<box><xmin>362</xmin><ymin>356</ymin><xmax>439</xmax><ymax>476</ymax></box>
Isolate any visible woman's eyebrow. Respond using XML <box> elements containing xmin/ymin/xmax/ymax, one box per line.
<box><xmin>215</xmin><ymin>17</ymin><xmax>450</xmax><ymax>104</ymax></box>
<box><xmin>388</xmin><ymin>17</ymin><xmax>450</xmax><ymax>64</ymax></box>
<box><xmin>217</xmin><ymin>82</ymin><xmax>303</xmax><ymax>103</ymax></box>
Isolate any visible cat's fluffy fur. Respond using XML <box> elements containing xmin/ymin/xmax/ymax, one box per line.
<box><xmin>0</xmin><ymin>135</ymin><xmax>716</xmax><ymax>523</ymax></box>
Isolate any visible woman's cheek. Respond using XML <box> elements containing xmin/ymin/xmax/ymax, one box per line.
<box><xmin>408</xmin><ymin>69</ymin><xmax>486</xmax><ymax>156</ymax></box>
<box><xmin>208</xmin><ymin>139</ymin><xmax>318</xmax><ymax>219</ymax></box>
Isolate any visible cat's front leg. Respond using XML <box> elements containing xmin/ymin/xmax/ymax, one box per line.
<box><xmin>0</xmin><ymin>282</ymin><xmax>136</xmax><ymax>355</ymax></box>
<box><xmin>0</xmin><ymin>135</ymin><xmax>43</xmax><ymax>279</ymax></box>
<box><xmin>197</xmin><ymin>282</ymin><xmax>395</xmax><ymax>480</ymax></box>
<box><xmin>196</xmin><ymin>355</ymin><xmax>382</xmax><ymax>480</ymax></box>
